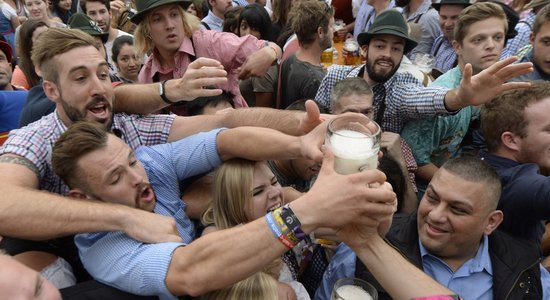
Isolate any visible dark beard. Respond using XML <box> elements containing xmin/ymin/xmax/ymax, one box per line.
<box><xmin>365</xmin><ymin>57</ymin><xmax>401</xmax><ymax>83</ymax></box>
<box><xmin>60</xmin><ymin>95</ymin><xmax>113</xmax><ymax>129</ymax></box>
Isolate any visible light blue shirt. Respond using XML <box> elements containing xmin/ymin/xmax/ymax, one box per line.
<box><xmin>430</xmin><ymin>34</ymin><xmax>457</xmax><ymax>74</ymax></box>
<box><xmin>315</xmin><ymin>236</ymin><xmax>550</xmax><ymax>300</ymax></box>
<box><xmin>353</xmin><ymin>1</ymin><xmax>395</xmax><ymax>38</ymax></box>
<box><xmin>75</xmin><ymin>128</ymin><xmax>224</xmax><ymax>300</ymax></box>
<box><xmin>201</xmin><ymin>10</ymin><xmax>224</xmax><ymax>31</ymax></box>
<box><xmin>402</xmin><ymin>0</ymin><xmax>441</xmax><ymax>57</ymax></box>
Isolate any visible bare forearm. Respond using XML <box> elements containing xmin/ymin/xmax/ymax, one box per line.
<box><xmin>443</xmin><ymin>89</ymin><xmax>463</xmax><ymax>112</ymax></box>
<box><xmin>168</xmin><ymin>218</ymin><xmax>289</xmax><ymax>296</ymax></box>
<box><xmin>114</xmin><ymin>82</ymin><xmax>167</xmax><ymax>114</ymax></box>
<box><xmin>218</xmin><ymin>127</ymin><xmax>301</xmax><ymax>161</ymax></box>
<box><xmin>353</xmin><ymin>235</ymin><xmax>455</xmax><ymax>300</ymax></box>
<box><xmin>0</xmin><ymin>185</ymin><xmax>128</xmax><ymax>239</ymax></box>
<box><xmin>416</xmin><ymin>163</ymin><xmax>439</xmax><ymax>183</ymax></box>
<box><xmin>221</xmin><ymin>108</ymin><xmax>304</xmax><ymax>135</ymax></box>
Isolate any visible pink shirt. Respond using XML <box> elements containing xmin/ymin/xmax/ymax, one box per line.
<box><xmin>139</xmin><ymin>29</ymin><xmax>267</xmax><ymax>110</ymax></box>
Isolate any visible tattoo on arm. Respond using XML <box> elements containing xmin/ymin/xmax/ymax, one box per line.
<box><xmin>0</xmin><ymin>156</ymin><xmax>40</xmax><ymax>178</ymax></box>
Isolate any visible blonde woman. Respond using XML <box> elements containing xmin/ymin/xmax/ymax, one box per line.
<box><xmin>203</xmin><ymin>158</ymin><xmax>310</xmax><ymax>300</ymax></box>
<box><xmin>201</xmin><ymin>271</ymin><xmax>279</xmax><ymax>300</ymax></box>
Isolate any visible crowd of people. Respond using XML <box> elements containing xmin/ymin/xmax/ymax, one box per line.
<box><xmin>0</xmin><ymin>0</ymin><xmax>549</xmax><ymax>298</ymax></box>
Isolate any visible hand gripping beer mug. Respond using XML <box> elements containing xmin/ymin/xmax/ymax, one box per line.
<box><xmin>332</xmin><ymin>277</ymin><xmax>378</xmax><ymax>300</ymax></box>
<box><xmin>326</xmin><ymin>114</ymin><xmax>381</xmax><ymax>175</ymax></box>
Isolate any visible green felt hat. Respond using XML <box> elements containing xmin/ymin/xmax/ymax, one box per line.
<box><xmin>68</xmin><ymin>13</ymin><xmax>109</xmax><ymax>43</ymax></box>
<box><xmin>357</xmin><ymin>9</ymin><xmax>418</xmax><ymax>53</ymax></box>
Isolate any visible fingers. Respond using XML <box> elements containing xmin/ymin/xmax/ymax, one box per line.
<box><xmin>485</xmin><ymin>56</ymin><xmax>518</xmax><ymax>74</ymax></box>
<box><xmin>499</xmin><ymin>81</ymin><xmax>532</xmax><ymax>92</ymax></box>
<box><xmin>462</xmin><ymin>63</ymin><xmax>473</xmax><ymax>85</ymax></box>
<box><xmin>319</xmin><ymin>146</ymin><xmax>336</xmax><ymax>176</ymax></box>
<box><xmin>493</xmin><ymin>61</ymin><xmax>534</xmax><ymax>80</ymax></box>
<box><xmin>305</xmin><ymin>99</ymin><xmax>321</xmax><ymax>124</ymax></box>
<box><xmin>188</xmin><ymin>57</ymin><xmax>224</xmax><ymax>70</ymax></box>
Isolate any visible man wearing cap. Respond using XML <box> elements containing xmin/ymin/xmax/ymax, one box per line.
<box><xmin>512</xmin><ymin>4</ymin><xmax>550</xmax><ymax>81</ymax></box>
<box><xmin>131</xmin><ymin>0</ymin><xmax>281</xmax><ymax>112</ymax></box>
<box><xmin>81</xmin><ymin>0</ymin><xmax>133</xmax><ymax>71</ymax></box>
<box><xmin>429</xmin><ymin>0</ymin><xmax>470</xmax><ymax>78</ymax></box>
<box><xmin>401</xmin><ymin>2</ymin><xmax>509</xmax><ymax>198</ymax></box>
<box><xmin>314</xmin><ymin>9</ymin><xmax>531</xmax><ymax>135</ymax></box>
<box><xmin>502</xmin><ymin>0</ymin><xmax>548</xmax><ymax>58</ymax></box>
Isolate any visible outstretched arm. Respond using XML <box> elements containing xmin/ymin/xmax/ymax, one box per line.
<box><xmin>444</xmin><ymin>57</ymin><xmax>533</xmax><ymax>111</ymax></box>
<box><xmin>167</xmin><ymin>149</ymin><xmax>397</xmax><ymax>296</ymax></box>
<box><xmin>0</xmin><ymin>154</ymin><xmax>182</xmax><ymax>243</ymax></box>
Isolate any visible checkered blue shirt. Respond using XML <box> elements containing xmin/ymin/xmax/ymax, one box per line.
<box><xmin>430</xmin><ymin>35</ymin><xmax>457</xmax><ymax>74</ymax></box>
<box><xmin>0</xmin><ymin>111</ymin><xmax>175</xmax><ymax>196</ymax></box>
<box><xmin>501</xmin><ymin>11</ymin><xmax>536</xmax><ymax>59</ymax></box>
<box><xmin>315</xmin><ymin>64</ymin><xmax>451</xmax><ymax>133</ymax></box>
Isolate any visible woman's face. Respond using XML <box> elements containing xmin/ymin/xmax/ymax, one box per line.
<box><xmin>246</xmin><ymin>163</ymin><xmax>283</xmax><ymax>221</ymax></box>
<box><xmin>25</xmin><ymin>0</ymin><xmax>48</xmax><ymax>21</ymax></box>
<box><xmin>186</xmin><ymin>3</ymin><xmax>197</xmax><ymax>16</ymax></box>
<box><xmin>58</xmin><ymin>0</ymin><xmax>72</xmax><ymax>11</ymax></box>
<box><xmin>116</xmin><ymin>43</ymin><xmax>141</xmax><ymax>81</ymax></box>
<box><xmin>31</xmin><ymin>25</ymin><xmax>49</xmax><ymax>45</ymax></box>
<box><xmin>239</xmin><ymin>19</ymin><xmax>261</xmax><ymax>39</ymax></box>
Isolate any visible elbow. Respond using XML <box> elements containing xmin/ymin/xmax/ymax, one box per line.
<box><xmin>167</xmin><ymin>272</ymin><xmax>211</xmax><ymax>297</ymax></box>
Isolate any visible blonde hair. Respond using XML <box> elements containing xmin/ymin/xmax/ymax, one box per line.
<box><xmin>134</xmin><ymin>5</ymin><xmax>201</xmax><ymax>58</ymax></box>
<box><xmin>454</xmin><ymin>2</ymin><xmax>508</xmax><ymax>45</ymax></box>
<box><xmin>31</xmin><ymin>28</ymin><xmax>98</xmax><ymax>84</ymax></box>
<box><xmin>202</xmin><ymin>158</ymin><xmax>256</xmax><ymax>229</ymax></box>
<box><xmin>201</xmin><ymin>272</ymin><xmax>279</xmax><ymax>300</ymax></box>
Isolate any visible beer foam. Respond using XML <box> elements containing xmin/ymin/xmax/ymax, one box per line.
<box><xmin>329</xmin><ymin>129</ymin><xmax>376</xmax><ymax>158</ymax></box>
<box><xmin>335</xmin><ymin>285</ymin><xmax>374</xmax><ymax>300</ymax></box>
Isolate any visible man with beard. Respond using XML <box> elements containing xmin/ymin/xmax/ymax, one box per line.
<box><xmin>429</xmin><ymin>0</ymin><xmax>470</xmax><ymax>77</ymax></box>
<box><xmin>397</xmin><ymin>0</ymin><xmax>440</xmax><ymax>58</ymax></box>
<box><xmin>315</xmin><ymin>9</ymin><xmax>532</xmax><ymax>135</ymax></box>
<box><xmin>201</xmin><ymin>0</ymin><xmax>232</xmax><ymax>31</ymax></box>
<box><xmin>480</xmin><ymin>81</ymin><xmax>550</xmax><ymax>247</ymax></box>
<box><xmin>512</xmin><ymin>4</ymin><xmax>550</xmax><ymax>81</ymax></box>
<box><xmin>0</xmin><ymin>28</ymin><xmax>329</xmax><ymax>295</ymax></box>
<box><xmin>82</xmin><ymin>0</ymin><xmax>132</xmax><ymax>72</ymax></box>
<box><xmin>316</xmin><ymin>156</ymin><xmax>550</xmax><ymax>300</ymax></box>
<box><xmin>279</xmin><ymin>0</ymin><xmax>334</xmax><ymax>108</ymax></box>
<box><xmin>401</xmin><ymin>2</ymin><xmax>508</xmax><ymax>198</ymax></box>
<box><xmin>49</xmin><ymin>118</ymin><xmax>393</xmax><ymax>298</ymax></box>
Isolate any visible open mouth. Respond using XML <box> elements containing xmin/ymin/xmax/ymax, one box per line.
<box><xmin>376</xmin><ymin>60</ymin><xmax>393</xmax><ymax>69</ymax></box>
<box><xmin>87</xmin><ymin>102</ymin><xmax>109</xmax><ymax>119</ymax></box>
<box><xmin>266</xmin><ymin>202</ymin><xmax>282</xmax><ymax>213</ymax></box>
<box><xmin>136</xmin><ymin>184</ymin><xmax>155</xmax><ymax>208</ymax></box>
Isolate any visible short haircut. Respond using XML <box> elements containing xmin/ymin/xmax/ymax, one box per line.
<box><xmin>330</xmin><ymin>77</ymin><xmax>373</xmax><ymax>113</ymax></box>
<box><xmin>52</xmin><ymin>122</ymin><xmax>110</xmax><ymax>190</ymax></box>
<box><xmin>440</xmin><ymin>156</ymin><xmax>502</xmax><ymax>209</ymax></box>
<box><xmin>454</xmin><ymin>2</ymin><xmax>508</xmax><ymax>44</ymax></box>
<box><xmin>533</xmin><ymin>4</ymin><xmax>550</xmax><ymax>36</ymax></box>
<box><xmin>238</xmin><ymin>4</ymin><xmax>273</xmax><ymax>41</ymax></box>
<box><xmin>80</xmin><ymin>0</ymin><xmax>111</xmax><ymax>13</ymax></box>
<box><xmin>111</xmin><ymin>35</ymin><xmax>134</xmax><ymax>63</ymax></box>
<box><xmin>481</xmin><ymin>81</ymin><xmax>550</xmax><ymax>153</ymax></box>
<box><xmin>17</xmin><ymin>19</ymin><xmax>49</xmax><ymax>87</ymax></box>
<box><xmin>134</xmin><ymin>5</ymin><xmax>200</xmax><ymax>58</ymax></box>
<box><xmin>185</xmin><ymin>90</ymin><xmax>235</xmax><ymax>116</ymax></box>
<box><xmin>289</xmin><ymin>0</ymin><xmax>334</xmax><ymax>46</ymax></box>
<box><xmin>31</xmin><ymin>28</ymin><xmax>99</xmax><ymax>84</ymax></box>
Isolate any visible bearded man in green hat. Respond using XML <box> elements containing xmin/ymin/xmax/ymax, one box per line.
<box><xmin>130</xmin><ymin>0</ymin><xmax>281</xmax><ymax>114</ymax></box>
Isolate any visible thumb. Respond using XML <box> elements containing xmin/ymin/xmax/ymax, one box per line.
<box><xmin>462</xmin><ymin>63</ymin><xmax>473</xmax><ymax>85</ymax></box>
<box><xmin>305</xmin><ymin>99</ymin><xmax>321</xmax><ymax>124</ymax></box>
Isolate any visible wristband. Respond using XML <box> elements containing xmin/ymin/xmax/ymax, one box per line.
<box><xmin>281</xmin><ymin>204</ymin><xmax>310</xmax><ymax>242</ymax></box>
<box><xmin>159</xmin><ymin>80</ymin><xmax>176</xmax><ymax>104</ymax></box>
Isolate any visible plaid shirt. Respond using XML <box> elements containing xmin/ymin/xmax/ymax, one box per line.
<box><xmin>501</xmin><ymin>11</ymin><xmax>536</xmax><ymax>59</ymax></box>
<box><xmin>430</xmin><ymin>35</ymin><xmax>457</xmax><ymax>74</ymax></box>
<box><xmin>315</xmin><ymin>64</ymin><xmax>451</xmax><ymax>133</ymax></box>
<box><xmin>0</xmin><ymin>112</ymin><xmax>175</xmax><ymax>196</ymax></box>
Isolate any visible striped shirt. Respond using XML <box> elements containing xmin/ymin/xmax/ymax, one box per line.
<box><xmin>430</xmin><ymin>35</ymin><xmax>457</xmax><ymax>74</ymax></box>
<box><xmin>0</xmin><ymin>111</ymin><xmax>175</xmax><ymax>196</ymax></box>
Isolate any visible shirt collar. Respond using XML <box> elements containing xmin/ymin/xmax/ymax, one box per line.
<box><xmin>148</xmin><ymin>35</ymin><xmax>195</xmax><ymax>78</ymax></box>
<box><xmin>478</xmin><ymin>149</ymin><xmax>521</xmax><ymax>169</ymax></box>
<box><xmin>419</xmin><ymin>235</ymin><xmax>492</xmax><ymax>275</ymax></box>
